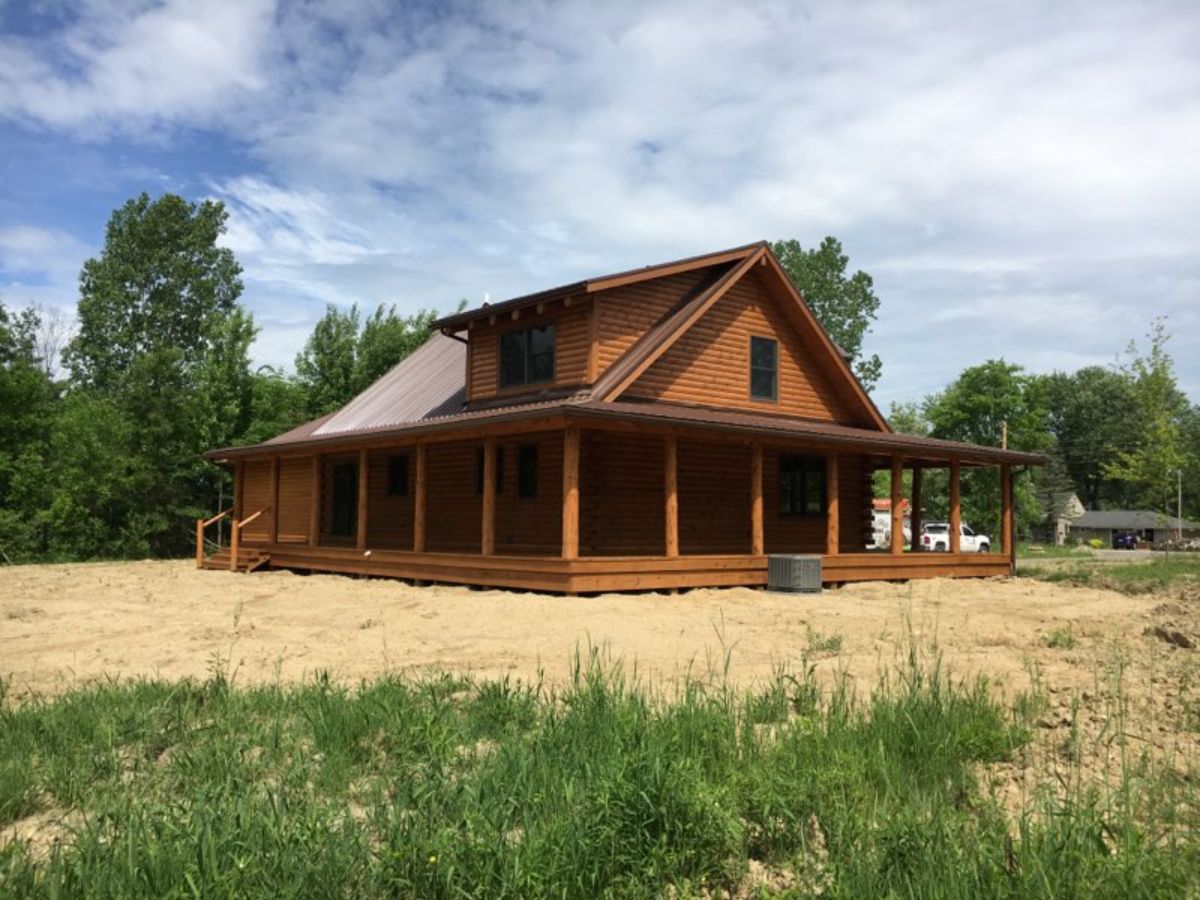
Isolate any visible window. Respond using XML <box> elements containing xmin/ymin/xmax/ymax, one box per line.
<box><xmin>331</xmin><ymin>462</ymin><xmax>358</xmax><ymax>537</ymax></box>
<box><xmin>518</xmin><ymin>444</ymin><xmax>538</xmax><ymax>498</ymax></box>
<box><xmin>500</xmin><ymin>324</ymin><xmax>556</xmax><ymax>388</ymax></box>
<box><xmin>387</xmin><ymin>454</ymin><xmax>409</xmax><ymax>496</ymax></box>
<box><xmin>475</xmin><ymin>446</ymin><xmax>505</xmax><ymax>495</ymax></box>
<box><xmin>750</xmin><ymin>336</ymin><xmax>778</xmax><ymax>401</ymax></box>
<box><xmin>779</xmin><ymin>455</ymin><xmax>825</xmax><ymax>517</ymax></box>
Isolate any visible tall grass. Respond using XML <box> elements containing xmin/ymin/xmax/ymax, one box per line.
<box><xmin>1</xmin><ymin>648</ymin><xmax>1196</xmax><ymax>898</ymax></box>
<box><xmin>1028</xmin><ymin>556</ymin><xmax>1200</xmax><ymax>593</ymax></box>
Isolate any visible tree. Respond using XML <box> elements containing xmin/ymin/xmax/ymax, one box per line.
<box><xmin>66</xmin><ymin>193</ymin><xmax>243</xmax><ymax>391</ymax></box>
<box><xmin>772</xmin><ymin>237</ymin><xmax>883</xmax><ymax>391</ymax></box>
<box><xmin>354</xmin><ymin>305</ymin><xmax>436</xmax><ymax>394</ymax></box>
<box><xmin>925</xmin><ymin>360</ymin><xmax>1051</xmax><ymax>537</ymax></box>
<box><xmin>1044</xmin><ymin>366</ymin><xmax>1138</xmax><ymax>509</ymax></box>
<box><xmin>1102</xmin><ymin>320</ymin><xmax>1193</xmax><ymax>512</ymax></box>
<box><xmin>295</xmin><ymin>303</ymin><xmax>360</xmax><ymax>417</ymax></box>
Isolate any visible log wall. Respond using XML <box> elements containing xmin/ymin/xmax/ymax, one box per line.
<box><xmin>277</xmin><ymin>458</ymin><xmax>313</xmax><ymax>543</ymax></box>
<box><xmin>467</xmin><ymin>302</ymin><xmax>592</xmax><ymax>400</ymax></box>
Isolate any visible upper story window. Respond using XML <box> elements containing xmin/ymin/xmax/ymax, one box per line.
<box><xmin>500</xmin><ymin>324</ymin><xmax>556</xmax><ymax>389</ymax></box>
<box><xmin>750</xmin><ymin>336</ymin><xmax>778</xmax><ymax>401</ymax></box>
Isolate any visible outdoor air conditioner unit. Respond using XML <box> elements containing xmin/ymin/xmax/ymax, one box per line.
<box><xmin>767</xmin><ymin>554</ymin><xmax>823</xmax><ymax>593</ymax></box>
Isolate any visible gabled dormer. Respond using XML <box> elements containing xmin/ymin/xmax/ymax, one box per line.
<box><xmin>433</xmin><ymin>242</ymin><xmax>888</xmax><ymax>431</ymax></box>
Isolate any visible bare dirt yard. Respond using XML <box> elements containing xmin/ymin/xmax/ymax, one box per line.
<box><xmin>2</xmin><ymin>561</ymin><xmax>1196</xmax><ymax>708</ymax></box>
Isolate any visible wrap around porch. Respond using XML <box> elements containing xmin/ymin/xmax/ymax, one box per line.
<box><xmin>199</xmin><ymin>421</ymin><xmax>1016</xmax><ymax>592</ymax></box>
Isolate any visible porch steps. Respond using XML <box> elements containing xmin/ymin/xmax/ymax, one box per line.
<box><xmin>202</xmin><ymin>548</ymin><xmax>271</xmax><ymax>573</ymax></box>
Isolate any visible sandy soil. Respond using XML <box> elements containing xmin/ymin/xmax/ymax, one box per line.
<box><xmin>1</xmin><ymin>560</ymin><xmax>1193</xmax><ymax>703</ymax></box>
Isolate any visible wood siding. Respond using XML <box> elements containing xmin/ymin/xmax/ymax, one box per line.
<box><xmin>367</xmin><ymin>449</ymin><xmax>415</xmax><ymax>549</ymax></box>
<box><xmin>240</xmin><ymin>460</ymin><xmax>271</xmax><ymax>541</ymax></box>
<box><xmin>467</xmin><ymin>302</ymin><xmax>591</xmax><ymax>400</ymax></box>
<box><xmin>580</xmin><ymin>430</ymin><xmax>666</xmax><ymax>556</ymax></box>
<box><xmin>277</xmin><ymin>458</ymin><xmax>313</xmax><ymax>543</ymax></box>
<box><xmin>494</xmin><ymin>432</ymin><xmax>564</xmax><ymax>555</ymax></box>
<box><xmin>764</xmin><ymin>450</ymin><xmax>868</xmax><ymax>554</ymax></box>
<box><xmin>678</xmin><ymin>440</ymin><xmax>752</xmax><ymax>554</ymax></box>
<box><xmin>425</xmin><ymin>441</ymin><xmax>482</xmax><ymax>553</ymax></box>
<box><xmin>594</xmin><ymin>269</ymin><xmax>716</xmax><ymax>374</ymax></box>
<box><xmin>626</xmin><ymin>270</ymin><xmax>856</xmax><ymax>423</ymax></box>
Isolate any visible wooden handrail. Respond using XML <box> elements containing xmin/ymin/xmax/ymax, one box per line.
<box><xmin>229</xmin><ymin>507</ymin><xmax>269</xmax><ymax>572</ymax></box>
<box><xmin>196</xmin><ymin>507</ymin><xmax>235</xmax><ymax>568</ymax></box>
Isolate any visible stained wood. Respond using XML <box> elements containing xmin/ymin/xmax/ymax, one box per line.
<box><xmin>240</xmin><ymin>460</ymin><xmax>271</xmax><ymax>541</ymax></box>
<box><xmin>482</xmin><ymin>437</ymin><xmax>496</xmax><ymax>555</ymax></box>
<box><xmin>494</xmin><ymin>432</ymin><xmax>564</xmax><ymax>555</ymax></box>
<box><xmin>826</xmin><ymin>452</ymin><xmax>839</xmax><ymax>555</ymax></box>
<box><xmin>467</xmin><ymin>302</ymin><xmax>591</xmax><ymax>399</ymax></box>
<box><xmin>580</xmin><ymin>430</ymin><xmax>665</xmax><ymax>556</ymax></box>
<box><xmin>309</xmin><ymin>455</ymin><xmax>321</xmax><ymax>547</ymax></box>
<box><xmin>267</xmin><ymin>457</ymin><xmax>280</xmax><ymax>544</ymax></box>
<box><xmin>414</xmin><ymin>444</ymin><xmax>427</xmax><ymax>552</ymax></box>
<box><xmin>950</xmin><ymin>460</ymin><xmax>962</xmax><ymax>554</ymax></box>
<box><xmin>664</xmin><ymin>434</ymin><xmax>679</xmax><ymax>558</ymax></box>
<box><xmin>627</xmin><ymin>269</ymin><xmax>855</xmax><ymax>423</ymax></box>
<box><xmin>750</xmin><ymin>443</ymin><xmax>764</xmax><ymax>555</ymax></box>
<box><xmin>594</xmin><ymin>270</ymin><xmax>717</xmax><ymax>373</ymax></box>
<box><xmin>677</xmin><ymin>440</ymin><xmax>751</xmax><ymax>554</ymax></box>
<box><xmin>1001</xmin><ymin>463</ymin><xmax>1013</xmax><ymax>556</ymax></box>
<box><xmin>561</xmin><ymin>426</ymin><xmax>580</xmax><ymax>559</ymax></box>
<box><xmin>910</xmin><ymin>466</ymin><xmax>923</xmax><ymax>553</ymax></box>
<box><xmin>277</xmin><ymin>457</ymin><xmax>313</xmax><ymax>543</ymax></box>
<box><xmin>890</xmin><ymin>456</ymin><xmax>904</xmax><ymax>556</ymax></box>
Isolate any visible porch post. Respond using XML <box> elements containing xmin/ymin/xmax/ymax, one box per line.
<box><xmin>664</xmin><ymin>434</ymin><xmax>679</xmax><ymax>558</ymax></box>
<box><xmin>825</xmin><ymin>452</ymin><xmax>839</xmax><ymax>555</ymax></box>
<box><xmin>267</xmin><ymin>456</ymin><xmax>280</xmax><ymax>544</ymax></box>
<box><xmin>309</xmin><ymin>454</ymin><xmax>321</xmax><ymax>546</ymax></box>
<box><xmin>562</xmin><ymin>426</ymin><xmax>581</xmax><ymax>560</ymax></box>
<box><xmin>890</xmin><ymin>456</ymin><xmax>904</xmax><ymax>556</ymax></box>
<box><xmin>413</xmin><ymin>443</ymin><xmax>427</xmax><ymax>553</ymax></box>
<box><xmin>1001</xmin><ymin>463</ymin><xmax>1013</xmax><ymax>557</ymax></box>
<box><xmin>750</xmin><ymin>443</ymin><xmax>764</xmax><ymax>555</ymax></box>
<box><xmin>482</xmin><ymin>437</ymin><xmax>496</xmax><ymax>555</ymax></box>
<box><xmin>910</xmin><ymin>465</ymin><xmax>923</xmax><ymax>552</ymax></box>
<box><xmin>356</xmin><ymin>448</ymin><xmax>369</xmax><ymax>550</ymax></box>
<box><xmin>949</xmin><ymin>459</ymin><xmax>962</xmax><ymax>553</ymax></box>
<box><xmin>234</xmin><ymin>460</ymin><xmax>244</xmax><ymax>520</ymax></box>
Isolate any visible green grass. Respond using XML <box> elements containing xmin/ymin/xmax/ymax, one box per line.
<box><xmin>1027</xmin><ymin>556</ymin><xmax>1200</xmax><ymax>594</ymax></box>
<box><xmin>1017</xmin><ymin>543</ymin><xmax>1095</xmax><ymax>559</ymax></box>
<box><xmin>1042</xmin><ymin>626</ymin><xmax>1079</xmax><ymax>650</ymax></box>
<box><xmin>1</xmin><ymin>649</ymin><xmax>1197</xmax><ymax>898</ymax></box>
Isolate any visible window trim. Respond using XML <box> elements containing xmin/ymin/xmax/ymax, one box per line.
<box><xmin>499</xmin><ymin>323</ymin><xmax>556</xmax><ymax>390</ymax></box>
<box><xmin>749</xmin><ymin>335</ymin><xmax>779</xmax><ymax>403</ymax></box>
<box><xmin>778</xmin><ymin>454</ymin><xmax>826</xmax><ymax>518</ymax></box>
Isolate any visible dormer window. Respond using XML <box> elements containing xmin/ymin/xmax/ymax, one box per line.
<box><xmin>750</xmin><ymin>336</ymin><xmax>778</xmax><ymax>401</ymax></box>
<box><xmin>500</xmin><ymin>324</ymin><xmax>555</xmax><ymax>388</ymax></box>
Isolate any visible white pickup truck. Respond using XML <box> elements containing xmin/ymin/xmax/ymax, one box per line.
<box><xmin>920</xmin><ymin>522</ymin><xmax>991</xmax><ymax>553</ymax></box>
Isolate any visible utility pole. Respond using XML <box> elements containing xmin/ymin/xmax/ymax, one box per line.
<box><xmin>1177</xmin><ymin>468</ymin><xmax>1184</xmax><ymax>542</ymax></box>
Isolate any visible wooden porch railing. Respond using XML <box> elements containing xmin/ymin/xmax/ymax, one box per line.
<box><xmin>195</xmin><ymin>508</ymin><xmax>233</xmax><ymax>568</ymax></box>
<box><xmin>229</xmin><ymin>507</ymin><xmax>268</xmax><ymax>572</ymax></box>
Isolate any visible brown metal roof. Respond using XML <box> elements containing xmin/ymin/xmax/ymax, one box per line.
<box><xmin>313</xmin><ymin>332</ymin><xmax>467</xmax><ymax>436</ymax></box>
<box><xmin>433</xmin><ymin>241</ymin><xmax>766</xmax><ymax>331</ymax></box>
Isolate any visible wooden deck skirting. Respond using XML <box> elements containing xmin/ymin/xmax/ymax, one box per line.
<box><xmin>229</xmin><ymin>542</ymin><xmax>1012</xmax><ymax>592</ymax></box>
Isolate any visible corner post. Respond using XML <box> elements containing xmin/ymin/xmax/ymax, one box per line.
<box><xmin>750</xmin><ymin>443</ymin><xmax>764</xmax><ymax>556</ymax></box>
<box><xmin>890</xmin><ymin>456</ymin><xmax>904</xmax><ymax>556</ymax></box>
<box><xmin>267</xmin><ymin>456</ymin><xmax>280</xmax><ymax>544</ymax></box>
<box><xmin>562</xmin><ymin>426</ymin><xmax>580</xmax><ymax>560</ymax></box>
<box><xmin>413</xmin><ymin>443</ymin><xmax>427</xmax><ymax>553</ymax></box>
<box><xmin>482</xmin><ymin>437</ymin><xmax>496</xmax><ymax>555</ymax></box>
<box><xmin>356</xmin><ymin>448</ymin><xmax>369</xmax><ymax>550</ymax></box>
<box><xmin>949</xmin><ymin>459</ymin><xmax>962</xmax><ymax>554</ymax></box>
<box><xmin>195</xmin><ymin>519</ymin><xmax>204</xmax><ymax>568</ymax></box>
<box><xmin>1001</xmin><ymin>462</ymin><xmax>1013</xmax><ymax>558</ymax></box>
<box><xmin>826</xmin><ymin>452</ymin><xmax>840</xmax><ymax>556</ymax></box>
<box><xmin>664</xmin><ymin>434</ymin><xmax>679</xmax><ymax>558</ymax></box>
<box><xmin>234</xmin><ymin>460</ymin><xmax>244</xmax><ymax>520</ymax></box>
<box><xmin>910</xmin><ymin>465</ymin><xmax>923</xmax><ymax>552</ymax></box>
<box><xmin>309</xmin><ymin>455</ymin><xmax>321</xmax><ymax>547</ymax></box>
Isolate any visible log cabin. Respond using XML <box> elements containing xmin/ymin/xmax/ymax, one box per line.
<box><xmin>200</xmin><ymin>241</ymin><xmax>1044</xmax><ymax>592</ymax></box>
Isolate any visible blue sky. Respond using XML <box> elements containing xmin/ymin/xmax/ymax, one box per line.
<box><xmin>1</xmin><ymin>0</ymin><xmax>1197</xmax><ymax>409</ymax></box>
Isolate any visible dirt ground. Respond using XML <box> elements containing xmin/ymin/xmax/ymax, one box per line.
<box><xmin>0</xmin><ymin>560</ymin><xmax>1193</xmax><ymax>700</ymax></box>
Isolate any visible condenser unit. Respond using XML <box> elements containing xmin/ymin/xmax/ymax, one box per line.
<box><xmin>767</xmin><ymin>554</ymin><xmax>823</xmax><ymax>593</ymax></box>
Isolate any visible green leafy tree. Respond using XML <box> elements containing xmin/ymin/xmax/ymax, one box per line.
<box><xmin>772</xmin><ymin>237</ymin><xmax>883</xmax><ymax>391</ymax></box>
<box><xmin>1102</xmin><ymin>320</ymin><xmax>1193</xmax><ymax>513</ymax></box>
<box><xmin>243</xmin><ymin>368</ymin><xmax>310</xmax><ymax>446</ymax></box>
<box><xmin>925</xmin><ymin>360</ymin><xmax>1051</xmax><ymax>538</ymax></box>
<box><xmin>65</xmin><ymin>193</ymin><xmax>243</xmax><ymax>391</ymax></box>
<box><xmin>354</xmin><ymin>305</ymin><xmax>436</xmax><ymax>394</ymax></box>
<box><xmin>1044</xmin><ymin>366</ymin><xmax>1139</xmax><ymax>510</ymax></box>
<box><xmin>295</xmin><ymin>304</ymin><xmax>360</xmax><ymax>417</ymax></box>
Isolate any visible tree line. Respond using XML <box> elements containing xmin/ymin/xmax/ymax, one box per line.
<box><xmin>0</xmin><ymin>192</ymin><xmax>1196</xmax><ymax>562</ymax></box>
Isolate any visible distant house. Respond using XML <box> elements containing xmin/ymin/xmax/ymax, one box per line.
<box><xmin>1067</xmin><ymin>510</ymin><xmax>1199</xmax><ymax>546</ymax></box>
<box><xmin>200</xmin><ymin>241</ymin><xmax>1043</xmax><ymax>591</ymax></box>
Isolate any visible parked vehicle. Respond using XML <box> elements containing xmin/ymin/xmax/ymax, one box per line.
<box><xmin>920</xmin><ymin>522</ymin><xmax>991</xmax><ymax>553</ymax></box>
<box><xmin>1112</xmin><ymin>531</ymin><xmax>1138</xmax><ymax>550</ymax></box>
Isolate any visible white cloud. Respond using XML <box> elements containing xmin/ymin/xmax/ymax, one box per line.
<box><xmin>1</xmin><ymin>0</ymin><xmax>1197</xmax><ymax>401</ymax></box>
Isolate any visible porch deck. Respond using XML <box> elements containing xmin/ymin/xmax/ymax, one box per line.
<box><xmin>212</xmin><ymin>542</ymin><xmax>1013</xmax><ymax>593</ymax></box>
